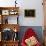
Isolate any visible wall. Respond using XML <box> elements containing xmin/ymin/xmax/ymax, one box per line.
<box><xmin>0</xmin><ymin>0</ymin><xmax>44</xmax><ymax>26</ymax></box>
<box><xmin>18</xmin><ymin>0</ymin><xmax>44</xmax><ymax>26</ymax></box>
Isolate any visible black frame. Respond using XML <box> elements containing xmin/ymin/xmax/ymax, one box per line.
<box><xmin>24</xmin><ymin>9</ymin><xmax>35</xmax><ymax>17</ymax></box>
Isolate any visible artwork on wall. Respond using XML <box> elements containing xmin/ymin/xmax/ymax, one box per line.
<box><xmin>2</xmin><ymin>10</ymin><xmax>9</xmax><ymax>15</ymax></box>
<box><xmin>24</xmin><ymin>9</ymin><xmax>35</xmax><ymax>17</ymax></box>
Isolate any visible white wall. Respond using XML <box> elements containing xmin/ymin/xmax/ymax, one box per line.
<box><xmin>0</xmin><ymin>0</ymin><xmax>44</xmax><ymax>26</ymax></box>
<box><xmin>18</xmin><ymin>0</ymin><xmax>44</xmax><ymax>26</ymax></box>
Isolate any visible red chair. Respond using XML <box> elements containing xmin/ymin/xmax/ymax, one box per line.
<box><xmin>21</xmin><ymin>28</ymin><xmax>41</xmax><ymax>46</ymax></box>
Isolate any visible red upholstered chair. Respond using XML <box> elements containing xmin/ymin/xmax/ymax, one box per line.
<box><xmin>21</xmin><ymin>28</ymin><xmax>41</xmax><ymax>46</ymax></box>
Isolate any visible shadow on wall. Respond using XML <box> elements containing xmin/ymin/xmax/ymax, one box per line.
<box><xmin>18</xmin><ymin>26</ymin><xmax>44</xmax><ymax>45</ymax></box>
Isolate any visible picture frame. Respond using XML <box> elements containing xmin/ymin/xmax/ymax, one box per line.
<box><xmin>24</xmin><ymin>9</ymin><xmax>35</xmax><ymax>17</ymax></box>
<box><xmin>2</xmin><ymin>10</ymin><xmax>9</xmax><ymax>15</ymax></box>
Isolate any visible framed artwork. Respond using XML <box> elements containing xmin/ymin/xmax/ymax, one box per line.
<box><xmin>2</xmin><ymin>10</ymin><xmax>9</xmax><ymax>15</ymax></box>
<box><xmin>24</xmin><ymin>9</ymin><xmax>35</xmax><ymax>17</ymax></box>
